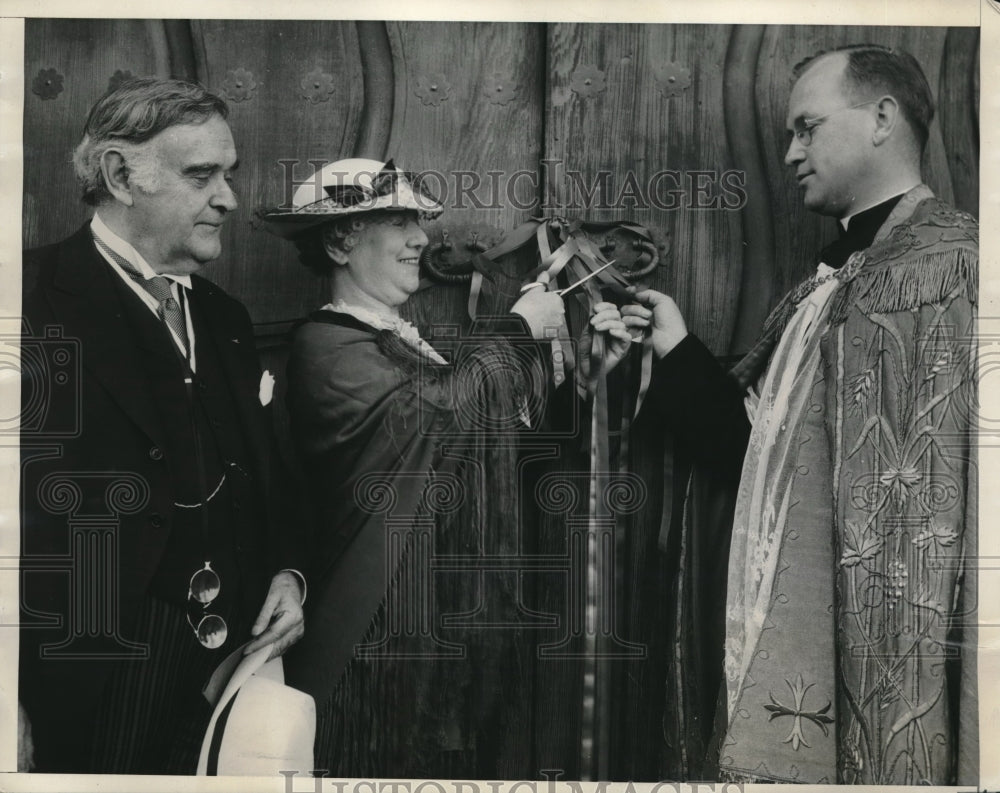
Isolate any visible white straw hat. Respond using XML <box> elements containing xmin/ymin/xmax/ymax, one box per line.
<box><xmin>261</xmin><ymin>158</ymin><xmax>443</xmax><ymax>239</ymax></box>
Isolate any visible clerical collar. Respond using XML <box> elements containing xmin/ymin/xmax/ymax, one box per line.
<box><xmin>839</xmin><ymin>193</ymin><xmax>905</xmax><ymax>237</ymax></box>
<box><xmin>817</xmin><ymin>193</ymin><xmax>905</xmax><ymax>269</ymax></box>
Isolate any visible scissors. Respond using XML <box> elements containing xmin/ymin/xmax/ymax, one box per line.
<box><xmin>520</xmin><ymin>260</ymin><xmax>616</xmax><ymax>297</ymax></box>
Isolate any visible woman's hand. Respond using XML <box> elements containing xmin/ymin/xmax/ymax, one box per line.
<box><xmin>511</xmin><ymin>284</ymin><xmax>566</xmax><ymax>340</ymax></box>
<box><xmin>622</xmin><ymin>287</ymin><xmax>688</xmax><ymax>358</ymax></box>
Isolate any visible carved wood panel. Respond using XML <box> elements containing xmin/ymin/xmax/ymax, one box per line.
<box><xmin>19</xmin><ymin>19</ymin><xmax>980</xmax><ymax>781</ymax></box>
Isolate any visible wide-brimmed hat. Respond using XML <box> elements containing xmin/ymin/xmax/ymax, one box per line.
<box><xmin>260</xmin><ymin>157</ymin><xmax>443</xmax><ymax>239</ymax></box>
<box><xmin>197</xmin><ymin>645</ymin><xmax>315</xmax><ymax>776</ymax></box>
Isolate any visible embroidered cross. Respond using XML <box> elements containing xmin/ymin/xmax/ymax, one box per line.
<box><xmin>763</xmin><ymin>673</ymin><xmax>834</xmax><ymax>751</ymax></box>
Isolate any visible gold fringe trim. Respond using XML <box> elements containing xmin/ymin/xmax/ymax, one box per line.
<box><xmin>830</xmin><ymin>248</ymin><xmax>977</xmax><ymax>325</ymax></box>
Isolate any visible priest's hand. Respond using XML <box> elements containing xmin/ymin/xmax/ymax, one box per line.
<box><xmin>623</xmin><ymin>288</ymin><xmax>688</xmax><ymax>358</ymax></box>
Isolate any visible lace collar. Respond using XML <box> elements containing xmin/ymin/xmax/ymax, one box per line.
<box><xmin>319</xmin><ymin>299</ymin><xmax>448</xmax><ymax>364</ymax></box>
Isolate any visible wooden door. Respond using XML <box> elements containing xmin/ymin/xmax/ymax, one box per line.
<box><xmin>22</xmin><ymin>19</ymin><xmax>979</xmax><ymax>780</ymax></box>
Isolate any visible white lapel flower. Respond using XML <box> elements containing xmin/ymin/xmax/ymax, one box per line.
<box><xmin>259</xmin><ymin>369</ymin><xmax>275</xmax><ymax>406</ymax></box>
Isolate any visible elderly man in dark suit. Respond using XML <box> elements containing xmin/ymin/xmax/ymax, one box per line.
<box><xmin>18</xmin><ymin>77</ymin><xmax>305</xmax><ymax>774</ymax></box>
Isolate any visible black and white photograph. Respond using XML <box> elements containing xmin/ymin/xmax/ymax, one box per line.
<box><xmin>0</xmin><ymin>2</ymin><xmax>995</xmax><ymax>791</ymax></box>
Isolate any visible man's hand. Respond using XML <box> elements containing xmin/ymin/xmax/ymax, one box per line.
<box><xmin>18</xmin><ymin>701</ymin><xmax>35</xmax><ymax>772</ymax></box>
<box><xmin>622</xmin><ymin>287</ymin><xmax>688</xmax><ymax>358</ymax></box>
<box><xmin>243</xmin><ymin>571</ymin><xmax>305</xmax><ymax>660</ymax></box>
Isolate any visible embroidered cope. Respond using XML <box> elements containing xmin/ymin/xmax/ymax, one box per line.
<box><xmin>718</xmin><ymin>188</ymin><xmax>978</xmax><ymax>785</ymax></box>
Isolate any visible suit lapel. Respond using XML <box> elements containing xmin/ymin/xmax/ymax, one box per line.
<box><xmin>187</xmin><ymin>281</ymin><xmax>269</xmax><ymax>487</ymax></box>
<box><xmin>46</xmin><ymin>226</ymin><xmax>168</xmax><ymax>448</ymax></box>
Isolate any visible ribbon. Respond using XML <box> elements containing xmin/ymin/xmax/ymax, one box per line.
<box><xmin>316</xmin><ymin>158</ymin><xmax>439</xmax><ymax>209</ymax></box>
<box><xmin>463</xmin><ymin>214</ymin><xmax>659</xmax><ymax>776</ymax></box>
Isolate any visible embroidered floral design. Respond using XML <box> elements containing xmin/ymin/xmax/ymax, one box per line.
<box><xmin>570</xmin><ymin>65</ymin><xmax>606</xmax><ymax>98</ymax></box>
<box><xmin>221</xmin><ymin>68</ymin><xmax>257</xmax><ymax>103</ymax></box>
<box><xmin>763</xmin><ymin>674</ymin><xmax>833</xmax><ymax>751</ymax></box>
<box><xmin>928</xmin><ymin>205</ymin><xmax>977</xmax><ymax>230</ymax></box>
<box><xmin>834</xmin><ymin>238</ymin><xmax>975</xmax><ymax>782</ymax></box>
<box><xmin>842</xmin><ymin>739</ymin><xmax>865</xmax><ymax>781</ymax></box>
<box><xmin>886</xmin><ymin>558</ymin><xmax>909</xmax><ymax>609</ymax></box>
<box><xmin>867</xmin><ymin>228</ymin><xmax>920</xmax><ymax>266</ymax></box>
<box><xmin>876</xmin><ymin>669</ymin><xmax>903</xmax><ymax>709</ymax></box>
<box><xmin>415</xmin><ymin>74</ymin><xmax>451</xmax><ymax>106</ymax></box>
<box><xmin>911</xmin><ymin>581</ymin><xmax>947</xmax><ymax>616</ymax></box>
<box><xmin>840</xmin><ymin>520</ymin><xmax>881</xmax><ymax>568</ymax></box>
<box><xmin>911</xmin><ymin>521</ymin><xmax>958</xmax><ymax>551</ymax></box>
<box><xmin>923</xmin><ymin>349</ymin><xmax>952</xmax><ymax>383</ymax></box>
<box><xmin>848</xmin><ymin>368</ymin><xmax>876</xmax><ymax>416</ymax></box>
<box><xmin>32</xmin><ymin>68</ymin><xmax>64</xmax><ymax>100</ymax></box>
<box><xmin>879</xmin><ymin>465</ymin><xmax>922</xmax><ymax>510</ymax></box>
<box><xmin>300</xmin><ymin>68</ymin><xmax>335</xmax><ymax>103</ymax></box>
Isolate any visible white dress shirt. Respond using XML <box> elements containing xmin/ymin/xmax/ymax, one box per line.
<box><xmin>90</xmin><ymin>215</ymin><xmax>307</xmax><ymax>603</ymax></box>
<box><xmin>91</xmin><ymin>213</ymin><xmax>197</xmax><ymax>372</ymax></box>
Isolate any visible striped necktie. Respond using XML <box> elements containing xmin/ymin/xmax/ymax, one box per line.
<box><xmin>93</xmin><ymin>234</ymin><xmax>189</xmax><ymax>359</ymax></box>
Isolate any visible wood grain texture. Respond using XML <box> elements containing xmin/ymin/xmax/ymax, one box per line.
<box><xmin>940</xmin><ymin>27</ymin><xmax>980</xmax><ymax>217</ymax></box>
<box><xmin>19</xmin><ymin>21</ymin><xmax>980</xmax><ymax>780</ymax></box>
<box><xmin>546</xmin><ymin>23</ymin><xmax>740</xmax><ymax>357</ymax></box>
<box><xmin>22</xmin><ymin>19</ymin><xmax>162</xmax><ymax>250</ymax></box>
<box><xmin>543</xmin><ymin>24</ymin><xmax>737</xmax><ymax>778</ymax></box>
<box><xmin>162</xmin><ymin>20</ymin><xmax>198</xmax><ymax>80</ymax></box>
<box><xmin>388</xmin><ymin>22</ymin><xmax>546</xmax><ymax>339</ymax></box>
<box><xmin>195</xmin><ymin>20</ymin><xmax>364</xmax><ymax>324</ymax></box>
<box><xmin>355</xmin><ymin>21</ymin><xmax>394</xmax><ymax>160</ymax></box>
<box><xmin>144</xmin><ymin>20</ymin><xmax>171</xmax><ymax>78</ymax></box>
<box><xmin>387</xmin><ymin>20</ymin><xmax>546</xmax><ymax>330</ymax></box>
<box><xmin>723</xmin><ymin>25</ymin><xmax>774</xmax><ymax>354</ymax></box>
<box><xmin>384</xmin><ymin>22</ymin><xmax>547</xmax><ymax>777</ymax></box>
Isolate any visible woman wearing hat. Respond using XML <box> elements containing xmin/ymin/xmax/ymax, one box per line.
<box><xmin>263</xmin><ymin>158</ymin><xmax>630</xmax><ymax>776</ymax></box>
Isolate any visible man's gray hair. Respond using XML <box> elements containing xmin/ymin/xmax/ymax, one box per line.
<box><xmin>72</xmin><ymin>77</ymin><xmax>229</xmax><ymax>205</ymax></box>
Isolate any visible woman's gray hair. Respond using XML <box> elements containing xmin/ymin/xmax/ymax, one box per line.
<box><xmin>294</xmin><ymin>216</ymin><xmax>370</xmax><ymax>276</ymax></box>
<box><xmin>292</xmin><ymin>211</ymin><xmax>420</xmax><ymax>277</ymax></box>
<box><xmin>72</xmin><ymin>77</ymin><xmax>228</xmax><ymax>206</ymax></box>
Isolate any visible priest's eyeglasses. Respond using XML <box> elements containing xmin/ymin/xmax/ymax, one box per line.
<box><xmin>187</xmin><ymin>562</ymin><xmax>228</xmax><ymax>649</ymax></box>
<box><xmin>790</xmin><ymin>100</ymin><xmax>879</xmax><ymax>147</ymax></box>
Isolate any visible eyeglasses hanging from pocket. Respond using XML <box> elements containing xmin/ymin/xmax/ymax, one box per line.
<box><xmin>188</xmin><ymin>561</ymin><xmax>228</xmax><ymax>649</ymax></box>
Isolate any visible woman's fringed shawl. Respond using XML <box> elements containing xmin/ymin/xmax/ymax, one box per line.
<box><xmin>287</xmin><ymin>312</ymin><xmax>536</xmax><ymax>778</ymax></box>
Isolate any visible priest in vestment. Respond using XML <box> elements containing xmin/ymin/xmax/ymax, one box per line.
<box><xmin>624</xmin><ymin>44</ymin><xmax>977</xmax><ymax>785</ymax></box>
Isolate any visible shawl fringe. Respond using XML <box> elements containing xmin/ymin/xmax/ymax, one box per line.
<box><xmin>314</xmin><ymin>329</ymin><xmax>529</xmax><ymax>776</ymax></box>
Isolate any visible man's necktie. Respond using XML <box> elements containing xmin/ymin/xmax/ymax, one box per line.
<box><xmin>93</xmin><ymin>235</ymin><xmax>189</xmax><ymax>359</ymax></box>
